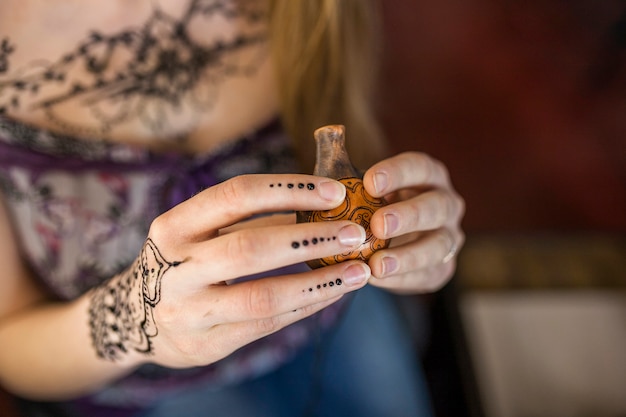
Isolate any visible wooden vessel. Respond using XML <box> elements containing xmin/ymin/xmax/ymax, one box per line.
<box><xmin>297</xmin><ymin>125</ymin><xmax>389</xmax><ymax>268</ymax></box>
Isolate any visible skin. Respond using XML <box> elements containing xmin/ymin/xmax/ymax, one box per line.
<box><xmin>365</xmin><ymin>152</ymin><xmax>465</xmax><ymax>293</ymax></box>
<box><xmin>0</xmin><ymin>0</ymin><xmax>465</xmax><ymax>401</ymax></box>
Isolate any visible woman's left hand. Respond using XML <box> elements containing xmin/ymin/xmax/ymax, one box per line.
<box><xmin>363</xmin><ymin>152</ymin><xmax>465</xmax><ymax>294</ymax></box>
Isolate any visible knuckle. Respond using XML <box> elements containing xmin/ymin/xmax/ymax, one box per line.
<box><xmin>411</xmin><ymin>151</ymin><xmax>436</xmax><ymax>178</ymax></box>
<box><xmin>455</xmin><ymin>193</ymin><xmax>467</xmax><ymax>219</ymax></box>
<box><xmin>153</xmin><ymin>301</ymin><xmax>178</xmax><ymax>328</ymax></box>
<box><xmin>413</xmin><ymin>198</ymin><xmax>435</xmax><ymax>230</ymax></box>
<box><xmin>434</xmin><ymin>193</ymin><xmax>451</xmax><ymax>227</ymax></box>
<box><xmin>403</xmin><ymin>151</ymin><xmax>427</xmax><ymax>165</ymax></box>
<box><xmin>423</xmin><ymin>155</ymin><xmax>448</xmax><ymax>185</ymax></box>
<box><xmin>436</xmin><ymin>231</ymin><xmax>453</xmax><ymax>255</ymax></box>
<box><xmin>218</xmin><ymin>176</ymin><xmax>247</xmax><ymax>209</ymax></box>
<box><xmin>456</xmin><ymin>229</ymin><xmax>466</xmax><ymax>250</ymax></box>
<box><xmin>408</xmin><ymin>245</ymin><xmax>432</xmax><ymax>274</ymax></box>
<box><xmin>149</xmin><ymin>214</ymin><xmax>172</xmax><ymax>242</ymax></box>
<box><xmin>297</xmin><ymin>302</ymin><xmax>322</xmax><ymax>317</ymax></box>
<box><xmin>254</xmin><ymin>315</ymin><xmax>283</xmax><ymax>334</ymax></box>
<box><xmin>403</xmin><ymin>151</ymin><xmax>428</xmax><ymax>177</ymax></box>
<box><xmin>225</xmin><ymin>230</ymin><xmax>258</xmax><ymax>266</ymax></box>
<box><xmin>435</xmin><ymin>159</ymin><xmax>450</xmax><ymax>181</ymax></box>
<box><xmin>246</xmin><ymin>283</ymin><xmax>279</xmax><ymax>318</ymax></box>
<box><xmin>408</xmin><ymin>249</ymin><xmax>429</xmax><ymax>272</ymax></box>
<box><xmin>418</xmin><ymin>267</ymin><xmax>452</xmax><ymax>293</ymax></box>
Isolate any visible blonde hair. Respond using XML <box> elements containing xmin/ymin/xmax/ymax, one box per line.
<box><xmin>268</xmin><ymin>0</ymin><xmax>388</xmax><ymax>172</ymax></box>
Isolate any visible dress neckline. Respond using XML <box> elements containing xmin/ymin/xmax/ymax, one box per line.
<box><xmin>0</xmin><ymin>115</ymin><xmax>284</xmax><ymax>167</ymax></box>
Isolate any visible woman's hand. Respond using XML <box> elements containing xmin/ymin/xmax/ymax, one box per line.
<box><xmin>363</xmin><ymin>152</ymin><xmax>465</xmax><ymax>294</ymax></box>
<box><xmin>88</xmin><ymin>174</ymin><xmax>371</xmax><ymax>369</ymax></box>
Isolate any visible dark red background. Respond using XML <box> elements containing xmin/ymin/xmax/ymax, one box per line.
<box><xmin>379</xmin><ymin>0</ymin><xmax>626</xmax><ymax>232</ymax></box>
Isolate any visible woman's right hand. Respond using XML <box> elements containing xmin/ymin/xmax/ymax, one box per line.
<box><xmin>88</xmin><ymin>174</ymin><xmax>371</xmax><ymax>369</ymax></box>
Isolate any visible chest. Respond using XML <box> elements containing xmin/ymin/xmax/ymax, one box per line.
<box><xmin>0</xmin><ymin>0</ymin><xmax>277</xmax><ymax>154</ymax></box>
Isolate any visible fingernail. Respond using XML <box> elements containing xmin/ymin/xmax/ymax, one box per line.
<box><xmin>381</xmin><ymin>256</ymin><xmax>398</xmax><ymax>277</ymax></box>
<box><xmin>318</xmin><ymin>180</ymin><xmax>346</xmax><ymax>203</ymax></box>
<box><xmin>342</xmin><ymin>263</ymin><xmax>370</xmax><ymax>286</ymax></box>
<box><xmin>338</xmin><ymin>224</ymin><xmax>366</xmax><ymax>247</ymax></box>
<box><xmin>373</xmin><ymin>172</ymin><xmax>389</xmax><ymax>194</ymax></box>
<box><xmin>383</xmin><ymin>213</ymin><xmax>399</xmax><ymax>237</ymax></box>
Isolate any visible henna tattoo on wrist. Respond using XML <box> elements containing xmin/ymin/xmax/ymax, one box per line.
<box><xmin>89</xmin><ymin>238</ymin><xmax>182</xmax><ymax>361</ymax></box>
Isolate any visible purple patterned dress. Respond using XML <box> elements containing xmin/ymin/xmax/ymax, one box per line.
<box><xmin>0</xmin><ymin>116</ymin><xmax>346</xmax><ymax>414</ymax></box>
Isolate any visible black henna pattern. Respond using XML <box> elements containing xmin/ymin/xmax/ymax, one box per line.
<box><xmin>269</xmin><ymin>182</ymin><xmax>315</xmax><ymax>190</ymax></box>
<box><xmin>302</xmin><ymin>278</ymin><xmax>343</xmax><ymax>293</ymax></box>
<box><xmin>291</xmin><ymin>236</ymin><xmax>335</xmax><ymax>249</ymax></box>
<box><xmin>89</xmin><ymin>238</ymin><xmax>181</xmax><ymax>361</ymax></box>
<box><xmin>0</xmin><ymin>0</ymin><xmax>267</xmax><ymax>134</ymax></box>
<box><xmin>0</xmin><ymin>38</ymin><xmax>14</xmax><ymax>75</ymax></box>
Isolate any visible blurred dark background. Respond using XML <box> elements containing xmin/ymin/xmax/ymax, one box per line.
<box><xmin>377</xmin><ymin>1</ymin><xmax>626</xmax><ymax>416</ymax></box>
<box><xmin>379</xmin><ymin>0</ymin><xmax>625</xmax><ymax>232</ymax></box>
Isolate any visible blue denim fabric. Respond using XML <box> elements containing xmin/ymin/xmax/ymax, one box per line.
<box><xmin>139</xmin><ymin>286</ymin><xmax>433</xmax><ymax>417</ymax></box>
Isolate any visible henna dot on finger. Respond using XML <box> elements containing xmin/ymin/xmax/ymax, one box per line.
<box><xmin>291</xmin><ymin>236</ymin><xmax>336</xmax><ymax>250</ymax></box>
<box><xmin>303</xmin><ymin>278</ymin><xmax>343</xmax><ymax>294</ymax></box>
<box><xmin>269</xmin><ymin>182</ymin><xmax>316</xmax><ymax>191</ymax></box>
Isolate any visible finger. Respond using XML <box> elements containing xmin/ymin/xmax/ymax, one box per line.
<box><xmin>369</xmin><ymin>261</ymin><xmax>456</xmax><ymax>294</ymax></box>
<box><xmin>188</xmin><ymin>220</ymin><xmax>367</xmax><ymax>282</ymax></box>
<box><xmin>362</xmin><ymin>152</ymin><xmax>451</xmax><ymax>197</ymax></box>
<box><xmin>207</xmin><ymin>261</ymin><xmax>370</xmax><ymax>323</ymax></box>
<box><xmin>370</xmin><ymin>189</ymin><xmax>464</xmax><ymax>239</ymax></box>
<box><xmin>153</xmin><ymin>174</ymin><xmax>346</xmax><ymax>241</ymax></box>
<box><xmin>368</xmin><ymin>228</ymin><xmax>464</xmax><ymax>279</ymax></box>
<box><xmin>210</xmin><ymin>295</ymin><xmax>343</xmax><ymax>358</ymax></box>
<box><xmin>219</xmin><ymin>213</ymin><xmax>295</xmax><ymax>235</ymax></box>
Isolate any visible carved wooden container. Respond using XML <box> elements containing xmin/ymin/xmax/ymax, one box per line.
<box><xmin>297</xmin><ymin>125</ymin><xmax>389</xmax><ymax>269</ymax></box>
